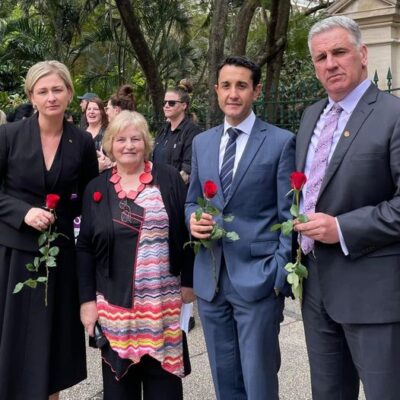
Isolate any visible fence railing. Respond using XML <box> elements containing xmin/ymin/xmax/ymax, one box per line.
<box><xmin>145</xmin><ymin>69</ymin><xmax>399</xmax><ymax>135</ymax></box>
<box><xmin>255</xmin><ymin>68</ymin><xmax>399</xmax><ymax>133</ymax></box>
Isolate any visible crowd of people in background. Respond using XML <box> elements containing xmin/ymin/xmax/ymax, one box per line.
<box><xmin>1</xmin><ymin>14</ymin><xmax>400</xmax><ymax>400</ymax></box>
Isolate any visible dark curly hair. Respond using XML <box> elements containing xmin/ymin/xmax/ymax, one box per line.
<box><xmin>109</xmin><ymin>84</ymin><xmax>136</xmax><ymax>111</ymax></box>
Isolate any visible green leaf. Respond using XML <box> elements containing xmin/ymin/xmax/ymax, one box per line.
<box><xmin>295</xmin><ymin>263</ymin><xmax>308</xmax><ymax>279</ymax></box>
<box><xmin>193</xmin><ymin>242</ymin><xmax>201</xmax><ymax>254</ymax></box>
<box><xmin>281</xmin><ymin>220</ymin><xmax>294</xmax><ymax>236</ymax></box>
<box><xmin>34</xmin><ymin>257</ymin><xmax>40</xmax><ymax>267</ymax></box>
<box><xmin>287</xmin><ymin>272</ymin><xmax>299</xmax><ymax>288</ymax></box>
<box><xmin>197</xmin><ymin>197</ymin><xmax>206</xmax><ymax>208</ymax></box>
<box><xmin>49</xmin><ymin>246</ymin><xmax>59</xmax><ymax>256</ymax></box>
<box><xmin>287</xmin><ymin>272</ymin><xmax>296</xmax><ymax>284</ymax></box>
<box><xmin>290</xmin><ymin>204</ymin><xmax>299</xmax><ymax>217</ymax></box>
<box><xmin>25</xmin><ymin>279</ymin><xmax>38</xmax><ymax>288</ymax></box>
<box><xmin>223</xmin><ymin>214</ymin><xmax>234</xmax><ymax>222</ymax></box>
<box><xmin>270</xmin><ymin>223</ymin><xmax>282</xmax><ymax>232</ymax></box>
<box><xmin>298</xmin><ymin>214</ymin><xmax>309</xmax><ymax>223</ymax></box>
<box><xmin>210</xmin><ymin>227</ymin><xmax>224</xmax><ymax>240</ymax></box>
<box><xmin>206</xmin><ymin>205</ymin><xmax>220</xmax><ymax>216</ymax></box>
<box><xmin>13</xmin><ymin>282</ymin><xmax>24</xmax><ymax>294</ymax></box>
<box><xmin>284</xmin><ymin>262</ymin><xmax>295</xmax><ymax>272</ymax></box>
<box><xmin>26</xmin><ymin>263</ymin><xmax>36</xmax><ymax>272</ymax></box>
<box><xmin>37</xmin><ymin>277</ymin><xmax>48</xmax><ymax>283</ymax></box>
<box><xmin>226</xmin><ymin>231</ymin><xmax>239</xmax><ymax>241</ymax></box>
<box><xmin>46</xmin><ymin>258</ymin><xmax>56</xmax><ymax>267</ymax></box>
<box><xmin>39</xmin><ymin>247</ymin><xmax>48</xmax><ymax>256</ymax></box>
<box><xmin>292</xmin><ymin>283</ymin><xmax>302</xmax><ymax>300</ymax></box>
<box><xmin>38</xmin><ymin>233</ymin><xmax>47</xmax><ymax>246</ymax></box>
<box><xmin>195</xmin><ymin>208</ymin><xmax>203</xmax><ymax>221</ymax></box>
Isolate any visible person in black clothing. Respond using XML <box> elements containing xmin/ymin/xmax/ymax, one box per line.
<box><xmin>152</xmin><ymin>79</ymin><xmax>202</xmax><ymax>185</ymax></box>
<box><xmin>0</xmin><ymin>60</ymin><xmax>98</xmax><ymax>400</ymax></box>
<box><xmin>6</xmin><ymin>103</ymin><xmax>35</xmax><ymax>122</ymax></box>
<box><xmin>153</xmin><ymin>79</ymin><xmax>201</xmax><ymax>332</ymax></box>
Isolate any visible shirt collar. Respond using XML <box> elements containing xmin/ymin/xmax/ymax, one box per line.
<box><xmin>223</xmin><ymin>111</ymin><xmax>256</xmax><ymax>137</ymax></box>
<box><xmin>328</xmin><ymin>79</ymin><xmax>371</xmax><ymax>114</ymax></box>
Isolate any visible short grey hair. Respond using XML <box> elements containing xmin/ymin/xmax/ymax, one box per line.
<box><xmin>308</xmin><ymin>16</ymin><xmax>362</xmax><ymax>53</ymax></box>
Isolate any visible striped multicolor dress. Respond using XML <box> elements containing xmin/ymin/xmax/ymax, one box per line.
<box><xmin>97</xmin><ymin>185</ymin><xmax>184</xmax><ymax>379</ymax></box>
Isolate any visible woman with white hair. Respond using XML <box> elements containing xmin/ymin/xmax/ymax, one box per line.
<box><xmin>77</xmin><ymin>110</ymin><xmax>194</xmax><ymax>400</ymax></box>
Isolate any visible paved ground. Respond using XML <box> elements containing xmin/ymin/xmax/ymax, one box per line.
<box><xmin>61</xmin><ymin>299</ymin><xmax>366</xmax><ymax>400</ymax></box>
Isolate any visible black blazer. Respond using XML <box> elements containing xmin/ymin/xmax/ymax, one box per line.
<box><xmin>76</xmin><ymin>163</ymin><xmax>194</xmax><ymax>308</ymax></box>
<box><xmin>0</xmin><ymin>115</ymin><xmax>99</xmax><ymax>251</ymax></box>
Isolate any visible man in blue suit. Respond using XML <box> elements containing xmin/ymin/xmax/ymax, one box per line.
<box><xmin>185</xmin><ymin>56</ymin><xmax>295</xmax><ymax>400</ymax></box>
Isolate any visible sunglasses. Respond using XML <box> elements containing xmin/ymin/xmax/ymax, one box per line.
<box><xmin>163</xmin><ymin>100</ymin><xmax>184</xmax><ymax>107</ymax></box>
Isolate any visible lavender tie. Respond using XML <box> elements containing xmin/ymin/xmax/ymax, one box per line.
<box><xmin>301</xmin><ymin>103</ymin><xmax>343</xmax><ymax>254</ymax></box>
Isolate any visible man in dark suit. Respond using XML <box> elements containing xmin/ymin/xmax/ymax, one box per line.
<box><xmin>295</xmin><ymin>16</ymin><xmax>400</xmax><ymax>400</ymax></box>
<box><xmin>185</xmin><ymin>56</ymin><xmax>295</xmax><ymax>399</ymax></box>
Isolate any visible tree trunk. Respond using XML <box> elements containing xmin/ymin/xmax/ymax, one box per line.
<box><xmin>207</xmin><ymin>0</ymin><xmax>229</xmax><ymax>128</ymax></box>
<box><xmin>231</xmin><ymin>0</ymin><xmax>260</xmax><ymax>56</ymax></box>
<box><xmin>257</xmin><ymin>0</ymin><xmax>291</xmax><ymax>125</ymax></box>
<box><xmin>115</xmin><ymin>0</ymin><xmax>164</xmax><ymax>121</ymax></box>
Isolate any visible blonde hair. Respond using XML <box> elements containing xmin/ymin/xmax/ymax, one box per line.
<box><xmin>24</xmin><ymin>60</ymin><xmax>74</xmax><ymax>98</ymax></box>
<box><xmin>102</xmin><ymin>110</ymin><xmax>154</xmax><ymax>162</ymax></box>
<box><xmin>0</xmin><ymin>110</ymin><xmax>6</xmax><ymax>125</ymax></box>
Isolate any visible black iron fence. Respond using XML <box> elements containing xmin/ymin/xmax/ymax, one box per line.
<box><xmin>253</xmin><ymin>68</ymin><xmax>400</xmax><ymax>134</ymax></box>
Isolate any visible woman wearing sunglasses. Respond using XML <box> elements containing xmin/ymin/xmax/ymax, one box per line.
<box><xmin>152</xmin><ymin>79</ymin><xmax>202</xmax><ymax>184</ymax></box>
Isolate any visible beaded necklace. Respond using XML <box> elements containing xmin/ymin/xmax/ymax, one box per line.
<box><xmin>110</xmin><ymin>161</ymin><xmax>153</xmax><ymax>200</ymax></box>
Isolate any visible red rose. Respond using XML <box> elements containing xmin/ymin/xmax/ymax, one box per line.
<box><xmin>45</xmin><ymin>194</ymin><xmax>61</xmax><ymax>210</ymax></box>
<box><xmin>93</xmin><ymin>191</ymin><xmax>102</xmax><ymax>203</ymax></box>
<box><xmin>290</xmin><ymin>172</ymin><xmax>307</xmax><ymax>191</ymax></box>
<box><xmin>203</xmin><ymin>180</ymin><xmax>218</xmax><ymax>199</ymax></box>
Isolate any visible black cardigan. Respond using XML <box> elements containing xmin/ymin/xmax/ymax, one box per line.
<box><xmin>76</xmin><ymin>163</ymin><xmax>194</xmax><ymax>308</ymax></box>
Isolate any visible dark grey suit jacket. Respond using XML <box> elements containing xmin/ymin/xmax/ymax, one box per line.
<box><xmin>296</xmin><ymin>83</ymin><xmax>400</xmax><ymax>323</ymax></box>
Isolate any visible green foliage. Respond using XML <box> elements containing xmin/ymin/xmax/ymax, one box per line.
<box><xmin>0</xmin><ymin>0</ymin><xmax>324</xmax><ymax>128</ymax></box>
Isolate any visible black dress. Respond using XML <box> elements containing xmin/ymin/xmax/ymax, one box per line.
<box><xmin>0</xmin><ymin>116</ymin><xmax>98</xmax><ymax>400</ymax></box>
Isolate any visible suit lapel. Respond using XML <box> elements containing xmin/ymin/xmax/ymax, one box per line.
<box><xmin>27</xmin><ymin>115</ymin><xmax>46</xmax><ymax>193</ymax></box>
<box><xmin>225</xmin><ymin>118</ymin><xmax>267</xmax><ymax>205</ymax></box>
<box><xmin>318</xmin><ymin>84</ymin><xmax>378</xmax><ymax>199</ymax></box>
<box><xmin>296</xmin><ymin>99</ymin><xmax>327</xmax><ymax>171</ymax></box>
<box><xmin>206</xmin><ymin>125</ymin><xmax>225</xmax><ymax>206</ymax></box>
<box><xmin>52</xmin><ymin>120</ymin><xmax>75</xmax><ymax>191</ymax></box>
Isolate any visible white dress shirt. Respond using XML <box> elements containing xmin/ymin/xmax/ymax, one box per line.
<box><xmin>219</xmin><ymin>111</ymin><xmax>256</xmax><ymax>175</ymax></box>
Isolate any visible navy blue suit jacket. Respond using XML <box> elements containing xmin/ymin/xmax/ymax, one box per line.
<box><xmin>186</xmin><ymin>117</ymin><xmax>295</xmax><ymax>302</ymax></box>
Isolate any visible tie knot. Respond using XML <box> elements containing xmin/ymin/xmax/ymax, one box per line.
<box><xmin>227</xmin><ymin>127</ymin><xmax>241</xmax><ymax>141</ymax></box>
<box><xmin>331</xmin><ymin>103</ymin><xmax>343</xmax><ymax>114</ymax></box>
